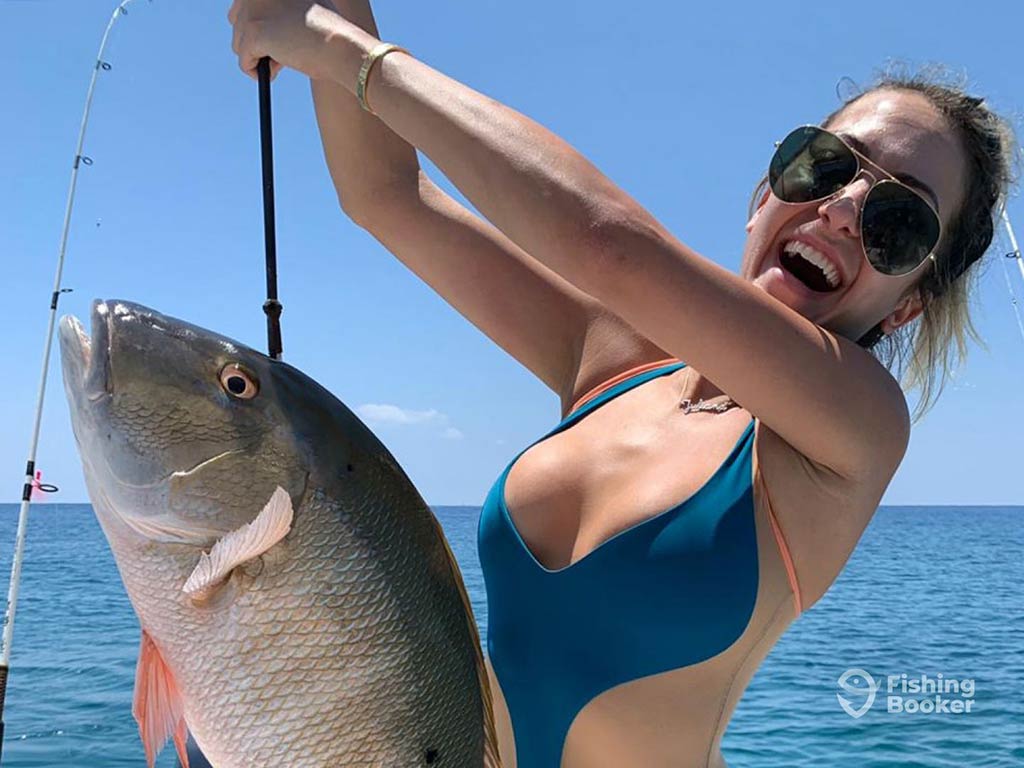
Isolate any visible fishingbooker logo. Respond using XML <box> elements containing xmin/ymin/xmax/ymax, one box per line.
<box><xmin>837</xmin><ymin>668</ymin><xmax>976</xmax><ymax>718</ymax></box>
<box><xmin>836</xmin><ymin>668</ymin><xmax>877</xmax><ymax>718</ymax></box>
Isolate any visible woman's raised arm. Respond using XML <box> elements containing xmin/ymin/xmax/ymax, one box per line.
<box><xmin>304</xmin><ymin>0</ymin><xmax>656</xmax><ymax>403</ymax></box>
<box><xmin>229</xmin><ymin>2</ymin><xmax>910</xmax><ymax>479</ymax></box>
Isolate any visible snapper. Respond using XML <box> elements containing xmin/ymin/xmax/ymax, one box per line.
<box><xmin>58</xmin><ymin>300</ymin><xmax>498</xmax><ymax>768</ymax></box>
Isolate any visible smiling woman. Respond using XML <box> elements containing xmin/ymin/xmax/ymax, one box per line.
<box><xmin>223</xmin><ymin>2</ymin><xmax>1020</xmax><ymax>767</ymax></box>
<box><xmin>746</xmin><ymin>68</ymin><xmax>1020</xmax><ymax>422</ymax></box>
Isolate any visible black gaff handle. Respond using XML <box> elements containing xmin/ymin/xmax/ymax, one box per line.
<box><xmin>257</xmin><ymin>57</ymin><xmax>283</xmax><ymax>360</ymax></box>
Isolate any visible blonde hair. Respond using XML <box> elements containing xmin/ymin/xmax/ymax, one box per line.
<box><xmin>749</xmin><ymin>63</ymin><xmax>1021</xmax><ymax>425</ymax></box>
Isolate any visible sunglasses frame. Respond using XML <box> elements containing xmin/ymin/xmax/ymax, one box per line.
<box><xmin>770</xmin><ymin>125</ymin><xmax>942</xmax><ymax>278</ymax></box>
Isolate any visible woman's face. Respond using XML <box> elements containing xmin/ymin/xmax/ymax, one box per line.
<box><xmin>741</xmin><ymin>89</ymin><xmax>967</xmax><ymax>343</ymax></box>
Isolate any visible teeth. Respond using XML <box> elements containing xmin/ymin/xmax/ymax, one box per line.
<box><xmin>782</xmin><ymin>241</ymin><xmax>840</xmax><ymax>289</ymax></box>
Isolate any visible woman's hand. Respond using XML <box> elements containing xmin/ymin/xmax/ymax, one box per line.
<box><xmin>228</xmin><ymin>0</ymin><xmax>350</xmax><ymax>82</ymax></box>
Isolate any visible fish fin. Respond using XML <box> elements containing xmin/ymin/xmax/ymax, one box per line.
<box><xmin>133</xmin><ymin>630</ymin><xmax>187</xmax><ymax>768</ymax></box>
<box><xmin>182</xmin><ymin>486</ymin><xmax>293</xmax><ymax>599</ymax></box>
<box><xmin>430</xmin><ymin>515</ymin><xmax>503</xmax><ymax>767</ymax></box>
<box><xmin>174</xmin><ymin>721</ymin><xmax>190</xmax><ymax>768</ymax></box>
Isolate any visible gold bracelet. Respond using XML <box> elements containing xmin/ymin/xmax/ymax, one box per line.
<box><xmin>357</xmin><ymin>42</ymin><xmax>409</xmax><ymax>115</ymax></box>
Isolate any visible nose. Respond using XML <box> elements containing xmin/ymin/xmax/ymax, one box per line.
<box><xmin>817</xmin><ymin>176</ymin><xmax>872</xmax><ymax>239</ymax></box>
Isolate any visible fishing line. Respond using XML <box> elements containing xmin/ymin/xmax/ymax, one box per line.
<box><xmin>257</xmin><ymin>57</ymin><xmax>284</xmax><ymax>360</ymax></box>
<box><xmin>0</xmin><ymin>1</ymin><xmax>146</xmax><ymax>758</ymax></box>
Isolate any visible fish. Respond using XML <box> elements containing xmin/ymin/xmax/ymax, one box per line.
<box><xmin>58</xmin><ymin>299</ymin><xmax>500</xmax><ymax>768</ymax></box>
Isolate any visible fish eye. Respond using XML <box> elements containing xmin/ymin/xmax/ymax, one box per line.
<box><xmin>219</xmin><ymin>365</ymin><xmax>258</xmax><ymax>399</ymax></box>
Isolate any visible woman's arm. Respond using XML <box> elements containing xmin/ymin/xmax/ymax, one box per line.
<box><xmin>229</xmin><ymin>3</ymin><xmax>910</xmax><ymax>480</ymax></box>
<box><xmin>306</xmin><ymin>1</ymin><xmax>414</xmax><ymax>218</ymax></box>
<box><xmin>303</xmin><ymin>1</ymin><xmax>663</xmax><ymax>405</ymax></box>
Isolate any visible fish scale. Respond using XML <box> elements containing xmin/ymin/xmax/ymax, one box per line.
<box><xmin>114</xmin><ymin>465</ymin><xmax>486</xmax><ymax>768</ymax></box>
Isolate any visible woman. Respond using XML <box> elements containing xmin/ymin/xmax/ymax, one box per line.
<box><xmin>228</xmin><ymin>2</ymin><xmax>1017</xmax><ymax>766</ymax></box>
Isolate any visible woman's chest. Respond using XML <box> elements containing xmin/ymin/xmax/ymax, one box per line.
<box><xmin>502</xmin><ymin>405</ymin><xmax>756</xmax><ymax>571</ymax></box>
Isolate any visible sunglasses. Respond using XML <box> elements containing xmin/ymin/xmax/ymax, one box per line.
<box><xmin>769</xmin><ymin>125</ymin><xmax>941</xmax><ymax>277</ymax></box>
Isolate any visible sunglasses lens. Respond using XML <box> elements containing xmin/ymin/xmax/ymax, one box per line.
<box><xmin>862</xmin><ymin>181</ymin><xmax>941</xmax><ymax>275</ymax></box>
<box><xmin>769</xmin><ymin>126</ymin><xmax>858</xmax><ymax>203</ymax></box>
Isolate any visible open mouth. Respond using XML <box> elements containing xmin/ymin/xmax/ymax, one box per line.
<box><xmin>59</xmin><ymin>300</ymin><xmax>112</xmax><ymax>401</ymax></box>
<box><xmin>776</xmin><ymin>242</ymin><xmax>842</xmax><ymax>294</ymax></box>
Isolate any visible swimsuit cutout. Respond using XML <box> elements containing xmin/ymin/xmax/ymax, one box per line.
<box><xmin>478</xmin><ymin>360</ymin><xmax>793</xmax><ymax>768</ymax></box>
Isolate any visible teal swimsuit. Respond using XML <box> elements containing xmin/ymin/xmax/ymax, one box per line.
<box><xmin>477</xmin><ymin>361</ymin><xmax>760</xmax><ymax>767</ymax></box>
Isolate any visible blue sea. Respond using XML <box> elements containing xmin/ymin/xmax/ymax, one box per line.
<box><xmin>0</xmin><ymin>504</ymin><xmax>1020</xmax><ymax>767</ymax></box>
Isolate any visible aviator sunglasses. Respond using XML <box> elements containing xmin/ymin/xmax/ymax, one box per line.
<box><xmin>769</xmin><ymin>125</ymin><xmax>942</xmax><ymax>277</ymax></box>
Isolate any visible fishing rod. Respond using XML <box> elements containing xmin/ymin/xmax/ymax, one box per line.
<box><xmin>257</xmin><ymin>57</ymin><xmax>284</xmax><ymax>360</ymax></box>
<box><xmin>997</xmin><ymin>207</ymin><xmax>1024</xmax><ymax>347</ymax></box>
<box><xmin>0</xmin><ymin>1</ymin><xmax>145</xmax><ymax>758</ymax></box>
<box><xmin>174</xmin><ymin>52</ymin><xmax>285</xmax><ymax>768</ymax></box>
<box><xmin>173</xmin><ymin>53</ymin><xmax>284</xmax><ymax>768</ymax></box>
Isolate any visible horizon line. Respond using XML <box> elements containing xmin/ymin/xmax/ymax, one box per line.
<box><xmin>2</xmin><ymin>502</ymin><xmax>1022</xmax><ymax>510</ymax></box>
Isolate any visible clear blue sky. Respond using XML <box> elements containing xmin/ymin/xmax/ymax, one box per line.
<box><xmin>3</xmin><ymin>0</ymin><xmax>1022</xmax><ymax>506</ymax></box>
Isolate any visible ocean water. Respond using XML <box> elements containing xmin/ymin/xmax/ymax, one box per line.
<box><xmin>0</xmin><ymin>503</ymin><xmax>1020</xmax><ymax>767</ymax></box>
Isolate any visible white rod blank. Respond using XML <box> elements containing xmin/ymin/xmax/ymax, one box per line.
<box><xmin>1</xmin><ymin>0</ymin><xmax>141</xmax><ymax>668</ymax></box>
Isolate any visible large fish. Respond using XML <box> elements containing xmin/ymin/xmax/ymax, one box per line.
<box><xmin>58</xmin><ymin>300</ymin><xmax>499</xmax><ymax>768</ymax></box>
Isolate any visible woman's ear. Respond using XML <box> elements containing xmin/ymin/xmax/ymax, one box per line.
<box><xmin>881</xmin><ymin>288</ymin><xmax>925</xmax><ymax>335</ymax></box>
<box><xmin>745</xmin><ymin>187</ymin><xmax>771</xmax><ymax>233</ymax></box>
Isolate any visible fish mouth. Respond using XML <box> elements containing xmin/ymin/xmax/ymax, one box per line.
<box><xmin>59</xmin><ymin>300</ymin><xmax>112</xmax><ymax>402</ymax></box>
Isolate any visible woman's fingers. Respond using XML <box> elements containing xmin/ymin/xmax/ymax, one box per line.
<box><xmin>230</xmin><ymin>7</ymin><xmax>261</xmax><ymax>80</ymax></box>
<box><xmin>229</xmin><ymin>1</ymin><xmax>250</xmax><ymax>76</ymax></box>
<box><xmin>242</xmin><ymin>54</ymin><xmax>263</xmax><ymax>80</ymax></box>
<box><xmin>227</xmin><ymin>0</ymin><xmax>328</xmax><ymax>81</ymax></box>
<box><xmin>229</xmin><ymin>0</ymin><xmax>261</xmax><ymax>78</ymax></box>
<box><xmin>244</xmin><ymin>54</ymin><xmax>283</xmax><ymax>82</ymax></box>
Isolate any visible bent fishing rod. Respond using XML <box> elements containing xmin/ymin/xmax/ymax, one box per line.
<box><xmin>0</xmin><ymin>30</ymin><xmax>281</xmax><ymax>760</ymax></box>
<box><xmin>0</xmin><ymin>28</ymin><xmax>281</xmax><ymax>766</ymax></box>
<box><xmin>998</xmin><ymin>207</ymin><xmax>1024</xmax><ymax>347</ymax></box>
<box><xmin>0</xmin><ymin>2</ymin><xmax>145</xmax><ymax>758</ymax></box>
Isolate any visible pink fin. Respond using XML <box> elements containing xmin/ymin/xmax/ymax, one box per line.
<box><xmin>183</xmin><ymin>486</ymin><xmax>293</xmax><ymax>599</ymax></box>
<box><xmin>133</xmin><ymin>630</ymin><xmax>190</xmax><ymax>768</ymax></box>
